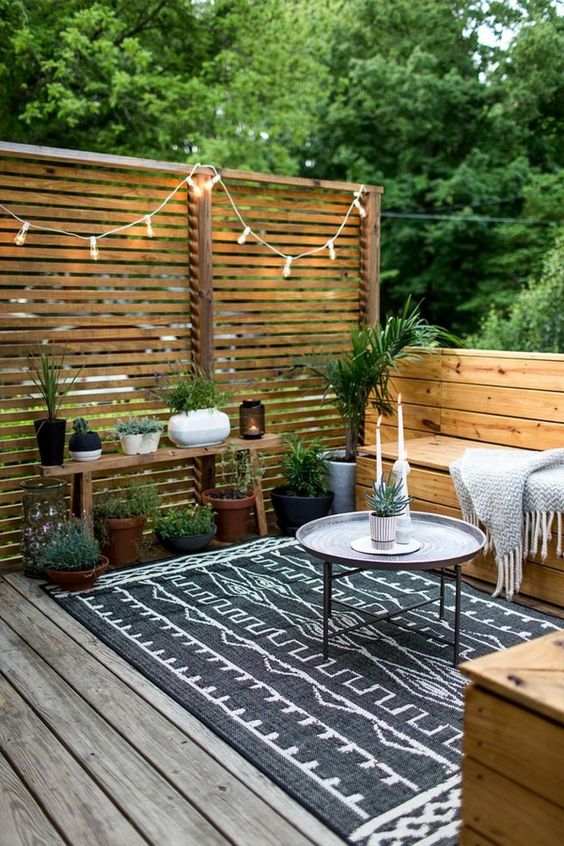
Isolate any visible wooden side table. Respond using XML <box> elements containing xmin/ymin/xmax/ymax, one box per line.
<box><xmin>38</xmin><ymin>434</ymin><xmax>282</xmax><ymax>537</ymax></box>
<box><xmin>459</xmin><ymin>630</ymin><xmax>564</xmax><ymax>846</ymax></box>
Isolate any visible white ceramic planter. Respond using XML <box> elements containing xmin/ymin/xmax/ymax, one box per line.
<box><xmin>325</xmin><ymin>450</ymin><xmax>356</xmax><ymax>513</ymax></box>
<box><xmin>168</xmin><ymin>408</ymin><xmax>230</xmax><ymax>448</ymax></box>
<box><xmin>69</xmin><ymin>448</ymin><xmax>102</xmax><ymax>462</ymax></box>
<box><xmin>369</xmin><ymin>513</ymin><xmax>396</xmax><ymax>550</ymax></box>
<box><xmin>120</xmin><ymin>434</ymin><xmax>143</xmax><ymax>455</ymax></box>
<box><xmin>138</xmin><ymin>432</ymin><xmax>161</xmax><ymax>454</ymax></box>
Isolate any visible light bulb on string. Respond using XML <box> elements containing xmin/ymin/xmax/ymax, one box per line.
<box><xmin>353</xmin><ymin>197</ymin><xmax>366</xmax><ymax>218</ymax></box>
<box><xmin>238</xmin><ymin>226</ymin><xmax>251</xmax><ymax>245</ymax></box>
<box><xmin>206</xmin><ymin>173</ymin><xmax>222</xmax><ymax>191</ymax></box>
<box><xmin>283</xmin><ymin>256</ymin><xmax>292</xmax><ymax>278</ymax></box>
<box><xmin>144</xmin><ymin>215</ymin><xmax>155</xmax><ymax>238</ymax></box>
<box><xmin>15</xmin><ymin>221</ymin><xmax>30</xmax><ymax>245</ymax></box>
<box><xmin>327</xmin><ymin>240</ymin><xmax>336</xmax><ymax>261</ymax></box>
<box><xmin>90</xmin><ymin>236</ymin><xmax>99</xmax><ymax>261</ymax></box>
<box><xmin>185</xmin><ymin>175</ymin><xmax>202</xmax><ymax>197</ymax></box>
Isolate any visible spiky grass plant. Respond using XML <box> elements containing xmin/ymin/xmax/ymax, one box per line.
<box><xmin>27</xmin><ymin>349</ymin><xmax>82</xmax><ymax>420</ymax></box>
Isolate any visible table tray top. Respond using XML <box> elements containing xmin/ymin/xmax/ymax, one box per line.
<box><xmin>296</xmin><ymin>511</ymin><xmax>485</xmax><ymax>570</ymax></box>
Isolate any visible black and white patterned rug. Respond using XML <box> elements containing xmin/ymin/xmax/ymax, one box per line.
<box><xmin>46</xmin><ymin>536</ymin><xmax>561</xmax><ymax>845</ymax></box>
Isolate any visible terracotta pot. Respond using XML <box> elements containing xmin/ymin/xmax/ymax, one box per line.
<box><xmin>101</xmin><ymin>516</ymin><xmax>146</xmax><ymax>568</ymax></box>
<box><xmin>46</xmin><ymin>556</ymin><xmax>109</xmax><ymax>592</ymax></box>
<box><xmin>203</xmin><ymin>489</ymin><xmax>256</xmax><ymax>543</ymax></box>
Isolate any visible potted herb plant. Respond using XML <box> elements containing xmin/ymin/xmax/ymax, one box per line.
<box><xmin>203</xmin><ymin>446</ymin><xmax>262</xmax><ymax>542</ymax></box>
<box><xmin>270</xmin><ymin>436</ymin><xmax>333</xmax><ymax>535</ymax></box>
<box><xmin>27</xmin><ymin>349</ymin><xmax>82</xmax><ymax>466</ymax></box>
<box><xmin>154</xmin><ymin>365</ymin><xmax>230</xmax><ymax>448</ymax></box>
<box><xmin>296</xmin><ymin>298</ymin><xmax>458</xmax><ymax>512</ymax></box>
<box><xmin>40</xmin><ymin>521</ymin><xmax>108</xmax><ymax>591</ymax></box>
<box><xmin>94</xmin><ymin>483</ymin><xmax>160</xmax><ymax>568</ymax></box>
<box><xmin>113</xmin><ymin>417</ymin><xmax>163</xmax><ymax>455</ymax></box>
<box><xmin>365</xmin><ymin>474</ymin><xmax>412</xmax><ymax>550</ymax></box>
<box><xmin>155</xmin><ymin>502</ymin><xmax>216</xmax><ymax>554</ymax></box>
<box><xmin>68</xmin><ymin>417</ymin><xmax>102</xmax><ymax>461</ymax></box>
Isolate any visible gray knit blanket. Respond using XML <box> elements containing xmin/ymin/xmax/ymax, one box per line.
<box><xmin>450</xmin><ymin>448</ymin><xmax>564</xmax><ymax>600</ymax></box>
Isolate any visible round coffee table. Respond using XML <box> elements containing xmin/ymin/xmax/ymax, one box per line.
<box><xmin>296</xmin><ymin>511</ymin><xmax>485</xmax><ymax>666</ymax></box>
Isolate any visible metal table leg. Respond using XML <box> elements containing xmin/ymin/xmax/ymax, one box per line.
<box><xmin>453</xmin><ymin>564</ymin><xmax>462</xmax><ymax>666</ymax></box>
<box><xmin>323</xmin><ymin>561</ymin><xmax>332</xmax><ymax>660</ymax></box>
<box><xmin>439</xmin><ymin>569</ymin><xmax>445</xmax><ymax>619</ymax></box>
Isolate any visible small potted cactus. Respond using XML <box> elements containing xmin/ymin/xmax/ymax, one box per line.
<box><xmin>365</xmin><ymin>474</ymin><xmax>412</xmax><ymax>550</ymax></box>
<box><xmin>68</xmin><ymin>417</ymin><xmax>102</xmax><ymax>462</ymax></box>
<box><xmin>113</xmin><ymin>417</ymin><xmax>164</xmax><ymax>455</ymax></box>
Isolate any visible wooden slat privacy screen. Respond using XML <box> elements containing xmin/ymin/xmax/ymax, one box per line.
<box><xmin>0</xmin><ymin>142</ymin><xmax>381</xmax><ymax>569</ymax></box>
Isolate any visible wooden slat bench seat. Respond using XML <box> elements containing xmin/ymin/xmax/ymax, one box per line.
<box><xmin>356</xmin><ymin>349</ymin><xmax>564</xmax><ymax>608</ymax></box>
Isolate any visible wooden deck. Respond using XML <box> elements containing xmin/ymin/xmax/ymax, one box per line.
<box><xmin>0</xmin><ymin>573</ymin><xmax>345</xmax><ymax>846</ymax></box>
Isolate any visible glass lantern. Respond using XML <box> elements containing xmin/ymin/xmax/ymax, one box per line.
<box><xmin>239</xmin><ymin>400</ymin><xmax>265</xmax><ymax>439</ymax></box>
<box><xmin>20</xmin><ymin>478</ymin><xmax>67</xmax><ymax>577</ymax></box>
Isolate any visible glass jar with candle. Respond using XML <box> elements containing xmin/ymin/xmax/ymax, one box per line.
<box><xmin>239</xmin><ymin>400</ymin><xmax>265</xmax><ymax>439</ymax></box>
<box><xmin>20</xmin><ymin>478</ymin><xmax>67</xmax><ymax>577</ymax></box>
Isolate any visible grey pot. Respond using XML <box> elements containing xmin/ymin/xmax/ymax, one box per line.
<box><xmin>325</xmin><ymin>450</ymin><xmax>357</xmax><ymax>513</ymax></box>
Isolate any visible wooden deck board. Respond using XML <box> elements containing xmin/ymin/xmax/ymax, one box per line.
<box><xmin>1</xmin><ymin>573</ymin><xmax>346</xmax><ymax>846</ymax></box>
<box><xmin>0</xmin><ymin>751</ymin><xmax>66</xmax><ymax>846</ymax></box>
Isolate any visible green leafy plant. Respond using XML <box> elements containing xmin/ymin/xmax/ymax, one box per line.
<box><xmin>40</xmin><ymin>521</ymin><xmax>101</xmax><ymax>572</ymax></box>
<box><xmin>94</xmin><ymin>483</ymin><xmax>161</xmax><ymax>540</ymax></box>
<box><xmin>155</xmin><ymin>503</ymin><xmax>215</xmax><ymax>538</ymax></box>
<box><xmin>280</xmin><ymin>435</ymin><xmax>329</xmax><ymax>497</ymax></box>
<box><xmin>296</xmin><ymin>298</ymin><xmax>460</xmax><ymax>462</ymax></box>
<box><xmin>27</xmin><ymin>349</ymin><xmax>82</xmax><ymax>420</ymax></box>
<box><xmin>154</xmin><ymin>364</ymin><xmax>228</xmax><ymax>414</ymax></box>
<box><xmin>365</xmin><ymin>474</ymin><xmax>412</xmax><ymax>517</ymax></box>
<box><xmin>112</xmin><ymin>417</ymin><xmax>163</xmax><ymax>437</ymax></box>
<box><xmin>72</xmin><ymin>417</ymin><xmax>92</xmax><ymax>434</ymax></box>
<box><xmin>217</xmin><ymin>446</ymin><xmax>264</xmax><ymax>498</ymax></box>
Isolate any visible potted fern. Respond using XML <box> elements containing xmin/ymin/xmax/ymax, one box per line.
<box><xmin>270</xmin><ymin>436</ymin><xmax>333</xmax><ymax>535</ymax></box>
<box><xmin>153</xmin><ymin>365</ymin><xmax>230</xmax><ymax>448</ymax></box>
<box><xmin>68</xmin><ymin>417</ymin><xmax>102</xmax><ymax>461</ymax></box>
<box><xmin>41</xmin><ymin>521</ymin><xmax>108</xmax><ymax>591</ymax></box>
<box><xmin>296</xmin><ymin>298</ymin><xmax>457</xmax><ymax>512</ymax></box>
<box><xmin>27</xmin><ymin>349</ymin><xmax>81</xmax><ymax>466</ymax></box>
<box><xmin>203</xmin><ymin>446</ymin><xmax>263</xmax><ymax>542</ymax></box>
<box><xmin>94</xmin><ymin>483</ymin><xmax>160</xmax><ymax>568</ymax></box>
<box><xmin>155</xmin><ymin>502</ymin><xmax>216</xmax><ymax>554</ymax></box>
<box><xmin>365</xmin><ymin>474</ymin><xmax>412</xmax><ymax>550</ymax></box>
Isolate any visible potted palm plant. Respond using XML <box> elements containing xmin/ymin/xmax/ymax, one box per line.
<box><xmin>365</xmin><ymin>474</ymin><xmax>412</xmax><ymax>550</ymax></box>
<box><xmin>296</xmin><ymin>298</ymin><xmax>457</xmax><ymax>512</ymax></box>
<box><xmin>153</xmin><ymin>365</ymin><xmax>230</xmax><ymax>448</ymax></box>
<box><xmin>113</xmin><ymin>417</ymin><xmax>164</xmax><ymax>455</ymax></box>
<box><xmin>203</xmin><ymin>446</ymin><xmax>263</xmax><ymax>542</ymax></box>
<box><xmin>27</xmin><ymin>349</ymin><xmax>82</xmax><ymax>466</ymax></box>
<box><xmin>155</xmin><ymin>502</ymin><xmax>216</xmax><ymax>554</ymax></box>
<box><xmin>68</xmin><ymin>417</ymin><xmax>102</xmax><ymax>461</ymax></box>
<box><xmin>94</xmin><ymin>483</ymin><xmax>160</xmax><ymax>568</ymax></box>
<box><xmin>270</xmin><ymin>436</ymin><xmax>333</xmax><ymax>535</ymax></box>
<box><xmin>41</xmin><ymin>521</ymin><xmax>108</xmax><ymax>591</ymax></box>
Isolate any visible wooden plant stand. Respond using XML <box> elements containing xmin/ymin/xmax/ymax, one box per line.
<box><xmin>39</xmin><ymin>434</ymin><xmax>282</xmax><ymax>537</ymax></box>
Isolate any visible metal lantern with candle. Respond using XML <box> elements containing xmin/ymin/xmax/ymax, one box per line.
<box><xmin>239</xmin><ymin>400</ymin><xmax>265</xmax><ymax>439</ymax></box>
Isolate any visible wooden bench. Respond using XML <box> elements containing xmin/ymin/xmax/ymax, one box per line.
<box><xmin>356</xmin><ymin>349</ymin><xmax>564</xmax><ymax>608</ymax></box>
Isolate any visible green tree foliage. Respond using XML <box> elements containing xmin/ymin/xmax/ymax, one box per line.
<box><xmin>468</xmin><ymin>232</ymin><xmax>564</xmax><ymax>353</ymax></box>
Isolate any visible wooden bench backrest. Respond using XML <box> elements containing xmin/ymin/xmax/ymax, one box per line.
<box><xmin>365</xmin><ymin>349</ymin><xmax>564</xmax><ymax>451</ymax></box>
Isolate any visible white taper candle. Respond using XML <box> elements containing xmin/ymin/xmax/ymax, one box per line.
<box><xmin>376</xmin><ymin>414</ymin><xmax>383</xmax><ymax>485</ymax></box>
<box><xmin>397</xmin><ymin>393</ymin><xmax>405</xmax><ymax>462</ymax></box>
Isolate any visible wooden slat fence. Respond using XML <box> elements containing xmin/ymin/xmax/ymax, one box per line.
<box><xmin>0</xmin><ymin>143</ymin><xmax>382</xmax><ymax>569</ymax></box>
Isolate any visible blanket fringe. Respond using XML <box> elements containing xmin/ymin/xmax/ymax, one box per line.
<box><xmin>469</xmin><ymin>508</ymin><xmax>563</xmax><ymax>601</ymax></box>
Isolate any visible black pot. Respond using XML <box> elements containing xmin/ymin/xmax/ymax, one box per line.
<box><xmin>34</xmin><ymin>419</ymin><xmax>66</xmax><ymax>466</ymax></box>
<box><xmin>270</xmin><ymin>486</ymin><xmax>334</xmax><ymax>536</ymax></box>
<box><xmin>156</xmin><ymin>526</ymin><xmax>217</xmax><ymax>555</ymax></box>
<box><xmin>69</xmin><ymin>430</ymin><xmax>102</xmax><ymax>460</ymax></box>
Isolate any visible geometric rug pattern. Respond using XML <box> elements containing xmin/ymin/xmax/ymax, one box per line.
<box><xmin>46</xmin><ymin>536</ymin><xmax>561</xmax><ymax>845</ymax></box>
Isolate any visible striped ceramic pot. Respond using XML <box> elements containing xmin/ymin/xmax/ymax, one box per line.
<box><xmin>369</xmin><ymin>513</ymin><xmax>396</xmax><ymax>550</ymax></box>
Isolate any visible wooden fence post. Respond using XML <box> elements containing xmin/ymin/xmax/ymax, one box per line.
<box><xmin>188</xmin><ymin>172</ymin><xmax>216</xmax><ymax>498</ymax></box>
<box><xmin>359</xmin><ymin>189</ymin><xmax>381</xmax><ymax>326</ymax></box>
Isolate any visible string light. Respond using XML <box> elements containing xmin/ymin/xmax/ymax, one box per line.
<box><xmin>238</xmin><ymin>226</ymin><xmax>251</xmax><ymax>245</ymax></box>
<box><xmin>0</xmin><ymin>165</ymin><xmax>368</xmax><ymax>268</ymax></box>
<box><xmin>283</xmin><ymin>256</ymin><xmax>293</xmax><ymax>278</ymax></box>
<box><xmin>15</xmin><ymin>221</ymin><xmax>30</xmax><ymax>245</ymax></box>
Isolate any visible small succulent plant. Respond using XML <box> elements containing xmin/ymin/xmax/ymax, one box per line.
<box><xmin>365</xmin><ymin>473</ymin><xmax>412</xmax><ymax>517</ymax></box>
